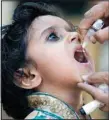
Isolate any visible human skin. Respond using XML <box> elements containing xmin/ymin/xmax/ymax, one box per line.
<box><xmin>77</xmin><ymin>72</ymin><xmax>109</xmax><ymax>112</ymax></box>
<box><xmin>79</xmin><ymin>1</ymin><xmax>109</xmax><ymax>43</ymax></box>
<box><xmin>78</xmin><ymin>1</ymin><xmax>109</xmax><ymax>112</ymax></box>
<box><xmin>17</xmin><ymin>15</ymin><xmax>94</xmax><ymax>112</ymax></box>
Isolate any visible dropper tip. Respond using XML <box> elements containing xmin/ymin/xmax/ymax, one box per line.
<box><xmin>82</xmin><ymin>42</ymin><xmax>87</xmax><ymax>49</ymax></box>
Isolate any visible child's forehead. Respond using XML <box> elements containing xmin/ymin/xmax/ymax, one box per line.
<box><xmin>30</xmin><ymin>15</ymin><xmax>70</xmax><ymax>30</ymax></box>
<box><xmin>27</xmin><ymin>15</ymin><xmax>72</xmax><ymax>41</ymax></box>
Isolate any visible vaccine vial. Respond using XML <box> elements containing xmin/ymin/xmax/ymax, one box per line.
<box><xmin>82</xmin><ymin>19</ymin><xmax>104</xmax><ymax>48</ymax></box>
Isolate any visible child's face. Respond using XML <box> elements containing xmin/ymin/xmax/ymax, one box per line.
<box><xmin>26</xmin><ymin>15</ymin><xmax>94</xmax><ymax>87</ymax></box>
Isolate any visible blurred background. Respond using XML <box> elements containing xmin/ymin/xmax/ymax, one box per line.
<box><xmin>1</xmin><ymin>0</ymin><xmax>108</xmax><ymax>119</ymax></box>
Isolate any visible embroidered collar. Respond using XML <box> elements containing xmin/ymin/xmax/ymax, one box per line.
<box><xmin>27</xmin><ymin>92</ymin><xmax>91</xmax><ymax>119</ymax></box>
<box><xmin>27</xmin><ymin>92</ymin><xmax>80</xmax><ymax>119</ymax></box>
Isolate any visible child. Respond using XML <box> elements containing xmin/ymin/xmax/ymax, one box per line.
<box><xmin>2</xmin><ymin>1</ymin><xmax>94</xmax><ymax>119</ymax></box>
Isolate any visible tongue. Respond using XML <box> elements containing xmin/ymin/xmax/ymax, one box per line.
<box><xmin>74</xmin><ymin>51</ymin><xmax>88</xmax><ymax>63</ymax></box>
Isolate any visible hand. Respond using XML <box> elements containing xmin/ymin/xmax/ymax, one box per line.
<box><xmin>77</xmin><ymin>72</ymin><xmax>109</xmax><ymax>112</ymax></box>
<box><xmin>79</xmin><ymin>1</ymin><xmax>109</xmax><ymax>43</ymax></box>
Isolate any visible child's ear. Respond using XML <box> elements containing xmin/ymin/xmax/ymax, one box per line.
<box><xmin>14</xmin><ymin>66</ymin><xmax>42</xmax><ymax>89</ymax></box>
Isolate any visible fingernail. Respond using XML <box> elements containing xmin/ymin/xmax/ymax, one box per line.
<box><xmin>84</xmin><ymin>10</ymin><xmax>90</xmax><ymax>17</ymax></box>
<box><xmin>82</xmin><ymin>75</ymin><xmax>89</xmax><ymax>82</ymax></box>
<box><xmin>90</xmin><ymin>36</ymin><xmax>96</xmax><ymax>44</ymax></box>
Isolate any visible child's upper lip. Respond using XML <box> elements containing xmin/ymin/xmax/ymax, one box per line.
<box><xmin>73</xmin><ymin>45</ymin><xmax>84</xmax><ymax>55</ymax></box>
<box><xmin>74</xmin><ymin>45</ymin><xmax>83</xmax><ymax>52</ymax></box>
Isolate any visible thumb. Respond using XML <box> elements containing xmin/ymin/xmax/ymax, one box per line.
<box><xmin>90</xmin><ymin>27</ymin><xmax>109</xmax><ymax>44</ymax></box>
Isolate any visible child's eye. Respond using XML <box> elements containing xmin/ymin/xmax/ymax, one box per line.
<box><xmin>47</xmin><ymin>32</ymin><xmax>60</xmax><ymax>42</ymax></box>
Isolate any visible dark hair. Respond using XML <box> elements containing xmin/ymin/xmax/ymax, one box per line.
<box><xmin>2</xmin><ymin>2</ymin><xmax>60</xmax><ymax>119</ymax></box>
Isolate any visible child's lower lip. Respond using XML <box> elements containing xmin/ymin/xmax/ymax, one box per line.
<box><xmin>76</xmin><ymin>60</ymin><xmax>94</xmax><ymax>75</ymax></box>
<box><xmin>75</xmin><ymin>59</ymin><xmax>91</xmax><ymax>66</ymax></box>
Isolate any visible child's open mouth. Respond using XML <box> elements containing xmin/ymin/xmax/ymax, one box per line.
<box><xmin>74</xmin><ymin>46</ymin><xmax>88</xmax><ymax>63</ymax></box>
<box><xmin>72</xmin><ymin>45</ymin><xmax>94</xmax><ymax>74</ymax></box>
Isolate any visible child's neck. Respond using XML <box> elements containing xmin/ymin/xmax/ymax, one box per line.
<box><xmin>37</xmin><ymin>84</ymin><xmax>83</xmax><ymax>113</ymax></box>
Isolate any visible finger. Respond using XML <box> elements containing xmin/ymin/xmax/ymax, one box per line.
<box><xmin>77</xmin><ymin>83</ymin><xmax>108</xmax><ymax>104</ymax></box>
<box><xmin>84</xmin><ymin>2</ymin><xmax>109</xmax><ymax>19</ymax></box>
<box><xmin>79</xmin><ymin>18</ymin><xmax>94</xmax><ymax>38</ymax></box>
<box><xmin>77</xmin><ymin>83</ymin><xmax>104</xmax><ymax>97</ymax></box>
<box><xmin>79</xmin><ymin>2</ymin><xmax>109</xmax><ymax>37</ymax></box>
<box><xmin>91</xmin><ymin>27</ymin><xmax>109</xmax><ymax>43</ymax></box>
<box><xmin>82</xmin><ymin>72</ymin><xmax>109</xmax><ymax>85</ymax></box>
<box><xmin>100</xmin><ymin>105</ymin><xmax>109</xmax><ymax>112</ymax></box>
<box><xmin>87</xmin><ymin>72</ymin><xmax>109</xmax><ymax>85</ymax></box>
<box><xmin>89</xmin><ymin>36</ymin><xmax>97</xmax><ymax>44</ymax></box>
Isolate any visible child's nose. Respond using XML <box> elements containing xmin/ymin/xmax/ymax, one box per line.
<box><xmin>66</xmin><ymin>32</ymin><xmax>81</xmax><ymax>44</ymax></box>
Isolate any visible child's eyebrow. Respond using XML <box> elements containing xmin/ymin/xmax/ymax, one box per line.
<box><xmin>40</xmin><ymin>26</ymin><xmax>55</xmax><ymax>38</ymax></box>
<box><xmin>40</xmin><ymin>21</ymin><xmax>74</xmax><ymax>35</ymax></box>
<box><xmin>39</xmin><ymin>21</ymin><xmax>75</xmax><ymax>39</ymax></box>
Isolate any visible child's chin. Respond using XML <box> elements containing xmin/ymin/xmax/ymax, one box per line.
<box><xmin>74</xmin><ymin>75</ymin><xmax>83</xmax><ymax>83</ymax></box>
<box><xmin>79</xmin><ymin>66</ymin><xmax>94</xmax><ymax>76</ymax></box>
<box><xmin>76</xmin><ymin>69</ymin><xmax>93</xmax><ymax>83</ymax></box>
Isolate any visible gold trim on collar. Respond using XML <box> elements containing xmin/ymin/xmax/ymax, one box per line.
<box><xmin>27</xmin><ymin>93</ymin><xmax>79</xmax><ymax>119</ymax></box>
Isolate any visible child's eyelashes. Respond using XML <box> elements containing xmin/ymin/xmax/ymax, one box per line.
<box><xmin>44</xmin><ymin>25</ymin><xmax>78</xmax><ymax>42</ymax></box>
<box><xmin>47</xmin><ymin>32</ymin><xmax>60</xmax><ymax>42</ymax></box>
